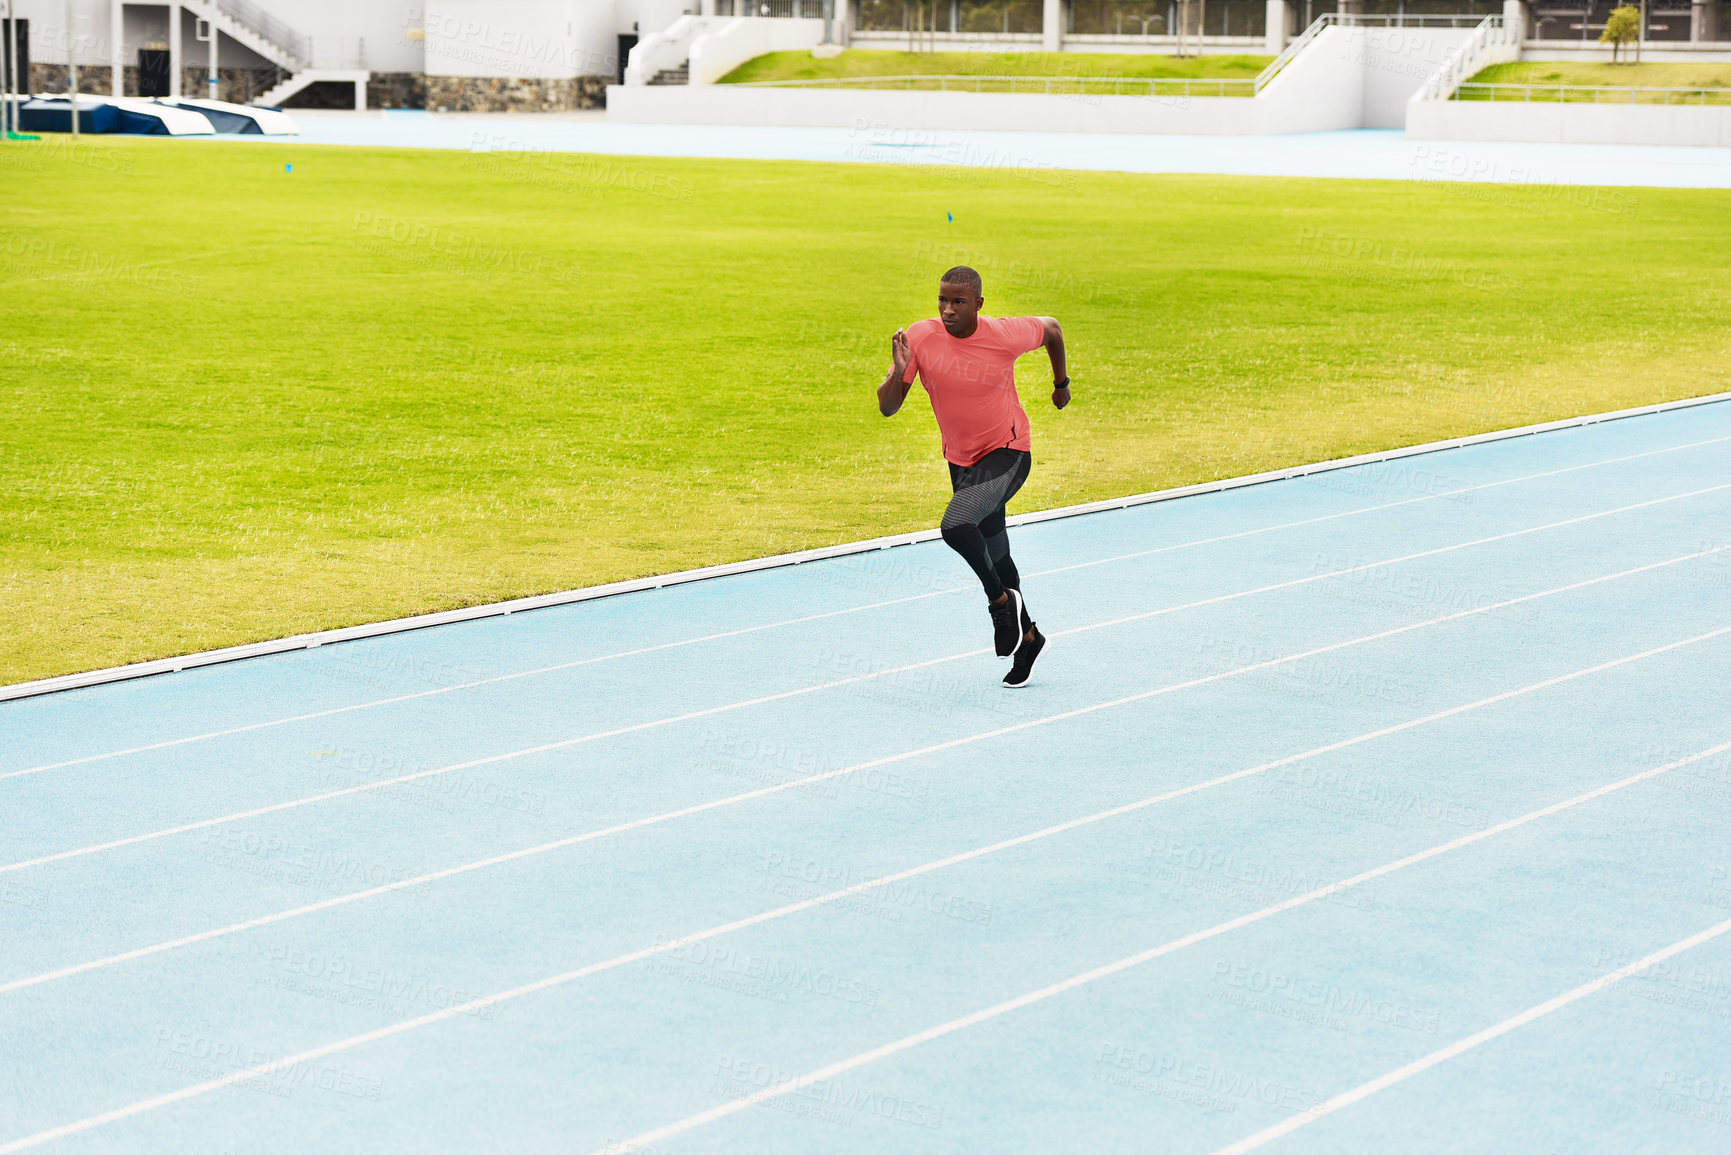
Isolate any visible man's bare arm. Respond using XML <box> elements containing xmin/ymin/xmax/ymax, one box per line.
<box><xmin>879</xmin><ymin>328</ymin><xmax>913</xmax><ymax>416</ymax></box>
<box><xmin>1040</xmin><ymin>317</ymin><xmax>1069</xmax><ymax>410</ymax></box>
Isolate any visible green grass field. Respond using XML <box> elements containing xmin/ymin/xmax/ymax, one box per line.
<box><xmin>1464</xmin><ymin>60</ymin><xmax>1731</xmax><ymax>102</ymax></box>
<box><xmin>2</xmin><ymin>137</ymin><xmax>1729</xmax><ymax>683</ymax></box>
<box><xmin>718</xmin><ymin>49</ymin><xmax>1273</xmax><ymax>84</ymax></box>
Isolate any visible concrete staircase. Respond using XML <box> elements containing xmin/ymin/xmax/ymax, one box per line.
<box><xmin>198</xmin><ymin>0</ymin><xmax>369</xmax><ymax>108</ymax></box>
<box><xmin>210</xmin><ymin>0</ymin><xmax>309</xmax><ymax>71</ymax></box>
<box><xmin>649</xmin><ymin>62</ymin><xmax>690</xmax><ymax>86</ymax></box>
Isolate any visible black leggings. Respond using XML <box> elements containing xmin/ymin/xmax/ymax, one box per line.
<box><xmin>941</xmin><ymin>448</ymin><xmax>1031</xmax><ymax>607</ymax></box>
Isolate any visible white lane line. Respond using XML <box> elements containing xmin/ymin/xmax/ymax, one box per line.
<box><xmin>11</xmin><ymin>730</ymin><xmax>1725</xmax><ymax>1155</ymax></box>
<box><xmin>8</xmin><ymin>435</ymin><xmax>1726</xmax><ymax>784</ymax></box>
<box><xmin>1210</xmin><ymin>913</ymin><xmax>1731</xmax><ymax>1155</ymax></box>
<box><xmin>596</xmin><ymin>738</ymin><xmax>1731</xmax><ymax>1155</ymax></box>
<box><xmin>0</xmin><ymin>589</ymin><xmax>969</xmax><ymax>783</ymax></box>
<box><xmin>1031</xmin><ymin>434</ymin><xmax>1731</xmax><ymax>581</ymax></box>
<box><xmin>4</xmin><ymin>620</ymin><xmax>1723</xmax><ymax>1002</ymax></box>
<box><xmin>1</xmin><ymin>509</ymin><xmax>1725</xmax><ymax>881</ymax></box>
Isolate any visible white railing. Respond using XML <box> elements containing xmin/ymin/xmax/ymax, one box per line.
<box><xmin>736</xmin><ymin>74</ymin><xmax>1256</xmax><ymax>96</ymax></box>
<box><xmin>1411</xmin><ymin>14</ymin><xmax>1518</xmax><ymax>103</ymax></box>
<box><xmin>736</xmin><ymin>0</ymin><xmax>825</xmax><ymax>16</ymax></box>
<box><xmin>210</xmin><ymin>1</ymin><xmax>367</xmax><ymax>75</ymax></box>
<box><xmin>1255</xmin><ymin>11</ymin><xmax>1495</xmax><ymax>94</ymax></box>
<box><xmin>216</xmin><ymin>0</ymin><xmax>307</xmax><ymax>67</ymax></box>
<box><xmin>1254</xmin><ymin>14</ymin><xmax>1329</xmax><ymax>93</ymax></box>
<box><xmin>1453</xmin><ymin>81</ymin><xmax>1731</xmax><ymax>105</ymax></box>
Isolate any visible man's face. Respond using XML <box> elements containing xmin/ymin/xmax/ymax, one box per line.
<box><xmin>938</xmin><ymin>282</ymin><xmax>983</xmax><ymax>337</ymax></box>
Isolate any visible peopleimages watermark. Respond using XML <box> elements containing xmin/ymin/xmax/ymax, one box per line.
<box><xmin>0</xmin><ymin>227</ymin><xmax>194</xmax><ymax>293</ymax></box>
<box><xmin>1339</xmin><ymin>27</ymin><xmax>1459</xmax><ymax>83</ymax></box>
<box><xmin>149</xmin><ymin>1028</ymin><xmax>384</xmax><ymax>1102</ymax></box>
<box><xmin>1656</xmin><ymin>1070</ymin><xmax>1731</xmax><ymax>1131</ymax></box>
<box><xmin>1213</xmin><ymin>959</ymin><xmax>1444</xmax><ymax>1035</ymax></box>
<box><xmin>911</xmin><ymin>238</ymin><xmax>1111</xmax><ymax>303</ymax></box>
<box><xmin>0</xmin><ymin>136</ymin><xmax>134</xmax><ymax>175</ymax></box>
<box><xmin>1706</xmin><ymin>864</ymin><xmax>1731</xmax><ymax>911</ymax></box>
<box><xmin>465</xmin><ymin>133</ymin><xmax>696</xmax><ymax>203</ymax></box>
<box><xmin>1140</xmin><ymin>833</ymin><xmax>1382</xmax><ymax>911</ymax></box>
<box><xmin>649</xmin><ymin>934</ymin><xmax>882</xmax><ymax>1008</ymax></box>
<box><xmin>263</xmin><ymin>943</ymin><xmax>499</xmax><ymax>1020</ymax></box>
<box><xmin>1408</xmin><ymin>145</ymin><xmax>1640</xmax><ymax>218</ymax></box>
<box><xmin>199</xmin><ymin>824</ymin><xmax>431</xmax><ymax>897</ymax></box>
<box><xmin>1308</xmin><ymin>459</ymin><xmax>1475</xmax><ymax>505</ymax></box>
<box><xmin>1586</xmin><ymin>943</ymin><xmax>1731</xmax><ymax>1020</ymax></box>
<box><xmin>1294</xmin><ymin>225</ymin><xmax>1517</xmax><ymax>292</ymax></box>
<box><xmin>1306</xmin><ymin>550</ymin><xmax>1531</xmax><ymax>625</ymax></box>
<box><xmin>814</xmin><ymin>645</ymin><xmax>1019</xmax><ymax>721</ymax></box>
<box><xmin>846</xmin><ymin>119</ymin><xmax>1074</xmax><ymax>189</ymax></box>
<box><xmin>1191</xmin><ymin>631</ymin><xmax>1431</xmax><ymax>710</ymax></box>
<box><xmin>700</xmin><ymin>727</ymin><xmax>931</xmax><ymax>809</ymax></box>
<box><xmin>322</xmin><ymin>646</ymin><xmax>475</xmax><ymax>696</ymax></box>
<box><xmin>1258</xmin><ymin>760</ymin><xmax>1494</xmax><ymax>833</ymax></box>
<box><xmin>420</xmin><ymin>7</ymin><xmax>611</xmax><ymax>74</ymax></box>
<box><xmin>1094</xmin><ymin>1043</ymin><xmax>1325</xmax><ymax>1116</ymax></box>
<box><xmin>756</xmin><ymin>846</ymin><xmax>993</xmax><ymax>925</ymax></box>
<box><xmin>351</xmin><ymin>210</ymin><xmax>579</xmax><ymax>282</ymax></box>
<box><xmin>315</xmin><ymin>747</ymin><xmax>551</xmax><ymax>820</ymax></box>
<box><xmin>710</xmin><ymin>1053</ymin><xmax>947</xmax><ymax>1131</ymax></box>
<box><xmin>0</xmin><ymin>880</ymin><xmax>48</xmax><ymax>910</ymax></box>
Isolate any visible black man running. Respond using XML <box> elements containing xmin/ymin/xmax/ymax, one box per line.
<box><xmin>878</xmin><ymin>265</ymin><xmax>1069</xmax><ymax>687</ymax></box>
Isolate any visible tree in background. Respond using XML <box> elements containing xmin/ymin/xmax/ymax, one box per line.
<box><xmin>1601</xmin><ymin>5</ymin><xmax>1640</xmax><ymax>63</ymax></box>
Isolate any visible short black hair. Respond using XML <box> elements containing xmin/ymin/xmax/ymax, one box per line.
<box><xmin>940</xmin><ymin>265</ymin><xmax>983</xmax><ymax>295</ymax></box>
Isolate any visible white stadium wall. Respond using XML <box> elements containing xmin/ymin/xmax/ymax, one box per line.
<box><xmin>688</xmin><ymin>17</ymin><xmax>825</xmax><ymax>84</ymax></box>
<box><xmin>607</xmin><ymin>83</ymin><xmax>1269</xmax><ymax>133</ymax></box>
<box><xmin>11</xmin><ymin>0</ymin><xmax>421</xmax><ymax>70</ymax></box>
<box><xmin>607</xmin><ymin>25</ymin><xmax>1471</xmax><ymax>135</ymax></box>
<box><xmin>425</xmin><ymin>1</ymin><xmax>592</xmax><ymax>78</ymax></box>
<box><xmin>630</xmin><ymin>0</ymin><xmax>694</xmax><ymax>41</ymax></box>
<box><xmin>19</xmin><ymin>0</ymin><xmax>1731</xmax><ymax>143</ymax></box>
<box><xmin>422</xmin><ymin>1</ymin><xmax>621</xmax><ymax>107</ymax></box>
<box><xmin>10</xmin><ymin>0</ymin><xmax>96</xmax><ymax>66</ymax></box>
<box><xmin>1355</xmin><ymin>25</ymin><xmax>1476</xmax><ymax>129</ymax></box>
<box><xmin>262</xmin><ymin>0</ymin><xmax>424</xmax><ymax>73</ymax></box>
<box><xmin>14</xmin><ymin>0</ymin><xmax>632</xmax><ymax>107</ymax></box>
<box><xmin>1408</xmin><ymin>99</ymin><xmax>1731</xmax><ymax>147</ymax></box>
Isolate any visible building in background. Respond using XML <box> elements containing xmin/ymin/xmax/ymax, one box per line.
<box><xmin>4</xmin><ymin>0</ymin><xmax>1728</xmax><ymax>111</ymax></box>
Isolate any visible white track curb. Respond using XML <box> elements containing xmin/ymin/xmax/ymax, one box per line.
<box><xmin>5</xmin><ymin>390</ymin><xmax>1727</xmax><ymax>703</ymax></box>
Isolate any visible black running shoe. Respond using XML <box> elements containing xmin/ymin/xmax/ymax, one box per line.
<box><xmin>989</xmin><ymin>589</ymin><xmax>1023</xmax><ymax>657</ymax></box>
<box><xmin>1003</xmin><ymin>627</ymin><xmax>1046</xmax><ymax>688</ymax></box>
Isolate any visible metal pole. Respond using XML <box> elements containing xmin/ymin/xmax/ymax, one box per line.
<box><xmin>66</xmin><ymin>0</ymin><xmax>78</xmax><ymax>136</ymax></box>
<box><xmin>168</xmin><ymin>1</ymin><xmax>179</xmax><ymax>98</ymax></box>
<box><xmin>208</xmin><ymin>0</ymin><xmax>218</xmax><ymax>100</ymax></box>
<box><xmin>3</xmin><ymin>0</ymin><xmax>13</xmax><ymax>139</ymax></box>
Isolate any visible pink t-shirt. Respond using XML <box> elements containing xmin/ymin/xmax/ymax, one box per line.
<box><xmin>901</xmin><ymin>315</ymin><xmax>1045</xmax><ymax>467</ymax></box>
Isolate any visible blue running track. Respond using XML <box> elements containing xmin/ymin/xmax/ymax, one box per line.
<box><xmin>3</xmin><ymin>399</ymin><xmax>1731</xmax><ymax>1154</ymax></box>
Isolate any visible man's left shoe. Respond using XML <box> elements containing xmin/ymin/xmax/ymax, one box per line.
<box><xmin>989</xmin><ymin>589</ymin><xmax>1024</xmax><ymax>657</ymax></box>
<box><xmin>1003</xmin><ymin>627</ymin><xmax>1046</xmax><ymax>688</ymax></box>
